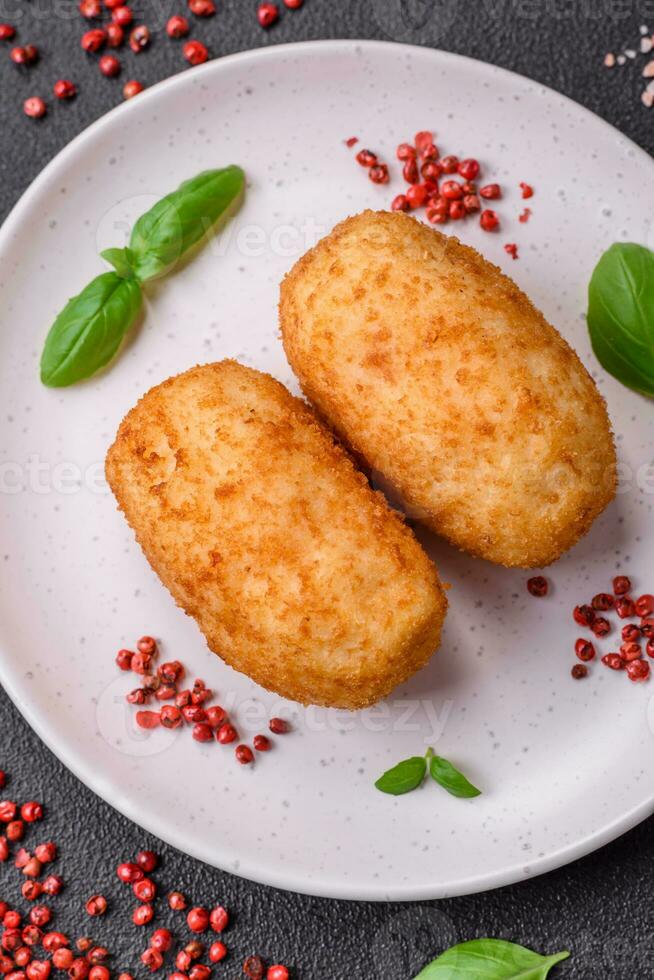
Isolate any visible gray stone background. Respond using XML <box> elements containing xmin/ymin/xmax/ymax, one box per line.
<box><xmin>1</xmin><ymin>1</ymin><xmax>653</xmax><ymax>978</ymax></box>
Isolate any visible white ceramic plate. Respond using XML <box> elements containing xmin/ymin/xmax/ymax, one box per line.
<box><xmin>1</xmin><ymin>40</ymin><xmax>653</xmax><ymax>902</ymax></box>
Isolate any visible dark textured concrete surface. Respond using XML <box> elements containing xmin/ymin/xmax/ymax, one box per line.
<box><xmin>1</xmin><ymin>2</ymin><xmax>653</xmax><ymax>978</ymax></box>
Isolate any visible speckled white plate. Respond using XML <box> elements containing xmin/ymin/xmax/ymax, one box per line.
<box><xmin>1</xmin><ymin>40</ymin><xmax>653</xmax><ymax>901</ymax></box>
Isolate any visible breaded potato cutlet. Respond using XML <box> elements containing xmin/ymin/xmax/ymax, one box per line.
<box><xmin>106</xmin><ymin>361</ymin><xmax>447</xmax><ymax>709</ymax></box>
<box><xmin>280</xmin><ymin>210</ymin><xmax>617</xmax><ymax>568</ymax></box>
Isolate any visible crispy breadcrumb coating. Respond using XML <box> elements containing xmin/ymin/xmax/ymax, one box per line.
<box><xmin>106</xmin><ymin>361</ymin><xmax>447</xmax><ymax>708</ymax></box>
<box><xmin>280</xmin><ymin>210</ymin><xmax>617</xmax><ymax>568</ymax></box>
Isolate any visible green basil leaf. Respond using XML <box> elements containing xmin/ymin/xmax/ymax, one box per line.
<box><xmin>129</xmin><ymin>165</ymin><xmax>245</xmax><ymax>281</ymax></box>
<box><xmin>414</xmin><ymin>939</ymin><xmax>570</xmax><ymax>979</ymax></box>
<box><xmin>375</xmin><ymin>756</ymin><xmax>426</xmax><ymax>795</ymax></box>
<box><xmin>101</xmin><ymin>246</ymin><xmax>138</xmax><ymax>280</ymax></box>
<box><xmin>429</xmin><ymin>755</ymin><xmax>481</xmax><ymax>798</ymax></box>
<box><xmin>587</xmin><ymin>242</ymin><xmax>654</xmax><ymax>396</ymax></box>
<box><xmin>40</xmin><ymin>272</ymin><xmax>142</xmax><ymax>387</ymax></box>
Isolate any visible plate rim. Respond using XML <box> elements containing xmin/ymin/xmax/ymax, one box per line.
<box><xmin>1</xmin><ymin>37</ymin><xmax>653</xmax><ymax>902</ymax></box>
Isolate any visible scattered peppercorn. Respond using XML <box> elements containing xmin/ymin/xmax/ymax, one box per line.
<box><xmin>80</xmin><ymin>29</ymin><xmax>106</xmax><ymax>52</ymax></box>
<box><xmin>129</xmin><ymin>25</ymin><xmax>150</xmax><ymax>53</ymax></box>
<box><xmin>168</xmin><ymin>892</ymin><xmax>187</xmax><ymax>911</ymax></box>
<box><xmin>527</xmin><ymin>576</ymin><xmax>548</xmax><ymax>597</ymax></box>
<box><xmin>183</xmin><ymin>39</ymin><xmax>208</xmax><ymax>65</ymax></box>
<box><xmin>133</xmin><ymin>878</ymin><xmax>156</xmax><ymax>903</ymax></box>
<box><xmin>480</xmin><ymin>209</ymin><xmax>499</xmax><ymax>231</ymax></box>
<box><xmin>243</xmin><ymin>956</ymin><xmax>265</xmax><ymax>980</ymax></box>
<box><xmin>84</xmin><ymin>897</ymin><xmax>107</xmax><ymax>917</ymax></box>
<box><xmin>53</xmin><ymin>80</ymin><xmax>76</xmax><ymax>100</ymax></box>
<box><xmin>208</xmin><ymin>942</ymin><xmax>227</xmax><ymax>963</ymax></box>
<box><xmin>188</xmin><ymin>0</ymin><xmax>216</xmax><ymax>15</ymax></box>
<box><xmin>112</xmin><ymin>5</ymin><xmax>132</xmax><ymax>26</ymax></box>
<box><xmin>186</xmin><ymin>909</ymin><xmax>209</xmax><ymax>934</ymax></box>
<box><xmin>132</xmin><ymin>905</ymin><xmax>154</xmax><ymax>927</ymax></box>
<box><xmin>105</xmin><ymin>23</ymin><xmax>124</xmax><ymax>47</ymax></box>
<box><xmin>166</xmin><ymin>15</ymin><xmax>189</xmax><ymax>38</ymax></box>
<box><xmin>23</xmin><ymin>97</ymin><xmax>46</xmax><ymax>119</ymax></box>
<box><xmin>257</xmin><ymin>3</ymin><xmax>279</xmax><ymax>27</ymax></box>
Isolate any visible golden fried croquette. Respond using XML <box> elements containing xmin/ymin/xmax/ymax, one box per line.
<box><xmin>105</xmin><ymin>361</ymin><xmax>447</xmax><ymax>709</ymax></box>
<box><xmin>280</xmin><ymin>210</ymin><xmax>617</xmax><ymax>568</ymax></box>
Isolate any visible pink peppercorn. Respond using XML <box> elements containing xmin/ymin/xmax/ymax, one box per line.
<box><xmin>613</xmin><ymin>575</ymin><xmax>631</xmax><ymax>595</ymax></box>
<box><xmin>616</xmin><ymin>597</ymin><xmax>636</xmax><ymax>619</ymax></box>
<box><xmin>136</xmin><ymin>849</ymin><xmax>157</xmax><ymax>873</ymax></box>
<box><xmin>188</xmin><ymin>0</ymin><xmax>215</xmax><ymax>14</ymax></box>
<box><xmin>175</xmin><ymin>952</ymin><xmax>191</xmax><ymax>973</ymax></box>
<box><xmin>23</xmin><ymin>98</ymin><xmax>46</xmax><ymax>119</ymax></box>
<box><xmin>267</xmin><ymin>968</ymin><xmax>290</xmax><ymax>980</ymax></box>
<box><xmin>217</xmin><ymin>723</ymin><xmax>237</xmax><ymax>744</ymax></box>
<box><xmin>257</xmin><ymin>3</ymin><xmax>279</xmax><ymax>27</ymax></box>
<box><xmin>129</xmin><ymin>25</ymin><xmax>150</xmax><ymax>53</ymax></box>
<box><xmin>183</xmin><ymin>40</ymin><xmax>208</xmax><ymax>65</ymax></box>
<box><xmin>42</xmin><ymin>877</ymin><xmax>63</xmax><ymax>896</ymax></box>
<box><xmin>112</xmin><ymin>5</ymin><xmax>132</xmax><ymax>26</ymax></box>
<box><xmin>140</xmin><ymin>951</ymin><xmax>162</xmax><ymax>975</ymax></box>
<box><xmin>135</xmin><ymin>711</ymin><xmax>160</xmax><ymax>730</ymax></box>
<box><xmin>84</xmin><ymin>897</ymin><xmax>107</xmax><ymax>917</ymax></box>
<box><xmin>115</xmin><ymin>649</ymin><xmax>133</xmax><ymax>670</ymax></box>
<box><xmin>208</xmin><ymin>943</ymin><xmax>227</xmax><ymax>963</ymax></box>
<box><xmin>168</xmin><ymin>892</ymin><xmax>187</xmax><ymax>911</ymax></box>
<box><xmin>186</xmin><ymin>909</ymin><xmax>209</xmax><ymax>934</ymax></box>
<box><xmin>166</xmin><ymin>15</ymin><xmax>189</xmax><ymax>37</ymax></box>
<box><xmin>81</xmin><ymin>29</ymin><xmax>106</xmax><ymax>52</ymax></box>
<box><xmin>188</xmin><ymin>967</ymin><xmax>210</xmax><ymax>980</ymax></box>
<box><xmin>88</xmin><ymin>968</ymin><xmax>109</xmax><ymax>980</ymax></box>
<box><xmin>209</xmin><ymin>907</ymin><xmax>228</xmax><ymax>933</ymax></box>
<box><xmin>627</xmin><ymin>659</ymin><xmax>650</xmax><ymax>681</ymax></box>
<box><xmin>133</xmin><ymin>879</ymin><xmax>156</xmax><ymax>903</ymax></box>
<box><xmin>480</xmin><ymin>209</ymin><xmax>499</xmax><ymax>232</ymax></box>
<box><xmin>458</xmin><ymin>158</ymin><xmax>480</xmax><ymax>180</ymax></box>
<box><xmin>235</xmin><ymin>745</ymin><xmax>254</xmax><ymax>765</ymax></box>
<box><xmin>132</xmin><ymin>906</ymin><xmax>154</xmax><ymax>927</ymax></box>
<box><xmin>269</xmin><ymin>718</ymin><xmax>289</xmax><ymax>735</ymax></box>
<box><xmin>53</xmin><ymin>80</ymin><xmax>76</xmax><ymax>100</ymax></box>
<box><xmin>68</xmin><ymin>966</ymin><xmax>88</xmax><ymax>980</ymax></box>
<box><xmin>105</xmin><ymin>23</ymin><xmax>124</xmax><ymax>46</ymax></box>
<box><xmin>192</xmin><ymin>722</ymin><xmax>214</xmax><ymax>743</ymax></box>
<box><xmin>253</xmin><ymin>735</ymin><xmax>271</xmax><ymax>752</ymax></box>
<box><xmin>0</xmin><ymin>24</ymin><xmax>15</xmax><ymax>40</ymax></box>
<box><xmin>116</xmin><ymin>862</ymin><xmax>143</xmax><ymax>884</ymax></box>
<box><xmin>149</xmin><ymin>929</ymin><xmax>171</xmax><ymax>953</ymax></box>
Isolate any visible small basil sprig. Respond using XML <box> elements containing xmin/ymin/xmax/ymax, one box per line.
<box><xmin>375</xmin><ymin>748</ymin><xmax>481</xmax><ymax>798</ymax></box>
<box><xmin>587</xmin><ymin>242</ymin><xmax>654</xmax><ymax>397</ymax></box>
<box><xmin>40</xmin><ymin>273</ymin><xmax>142</xmax><ymax>388</ymax></box>
<box><xmin>126</xmin><ymin>167</ymin><xmax>245</xmax><ymax>282</ymax></box>
<box><xmin>414</xmin><ymin>940</ymin><xmax>570</xmax><ymax>979</ymax></box>
<box><xmin>40</xmin><ymin>165</ymin><xmax>245</xmax><ymax>387</ymax></box>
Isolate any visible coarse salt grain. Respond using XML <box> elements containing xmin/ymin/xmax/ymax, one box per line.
<box><xmin>641</xmin><ymin>37</ymin><xmax>653</xmax><ymax>53</ymax></box>
<box><xmin>641</xmin><ymin>89</ymin><xmax>654</xmax><ymax>106</ymax></box>
<box><xmin>626</xmin><ymin>48</ymin><xmax>637</xmax><ymax>58</ymax></box>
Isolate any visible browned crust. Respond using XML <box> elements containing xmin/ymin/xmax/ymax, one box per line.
<box><xmin>106</xmin><ymin>360</ymin><xmax>447</xmax><ymax>708</ymax></box>
<box><xmin>279</xmin><ymin>210</ymin><xmax>617</xmax><ymax>568</ymax></box>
